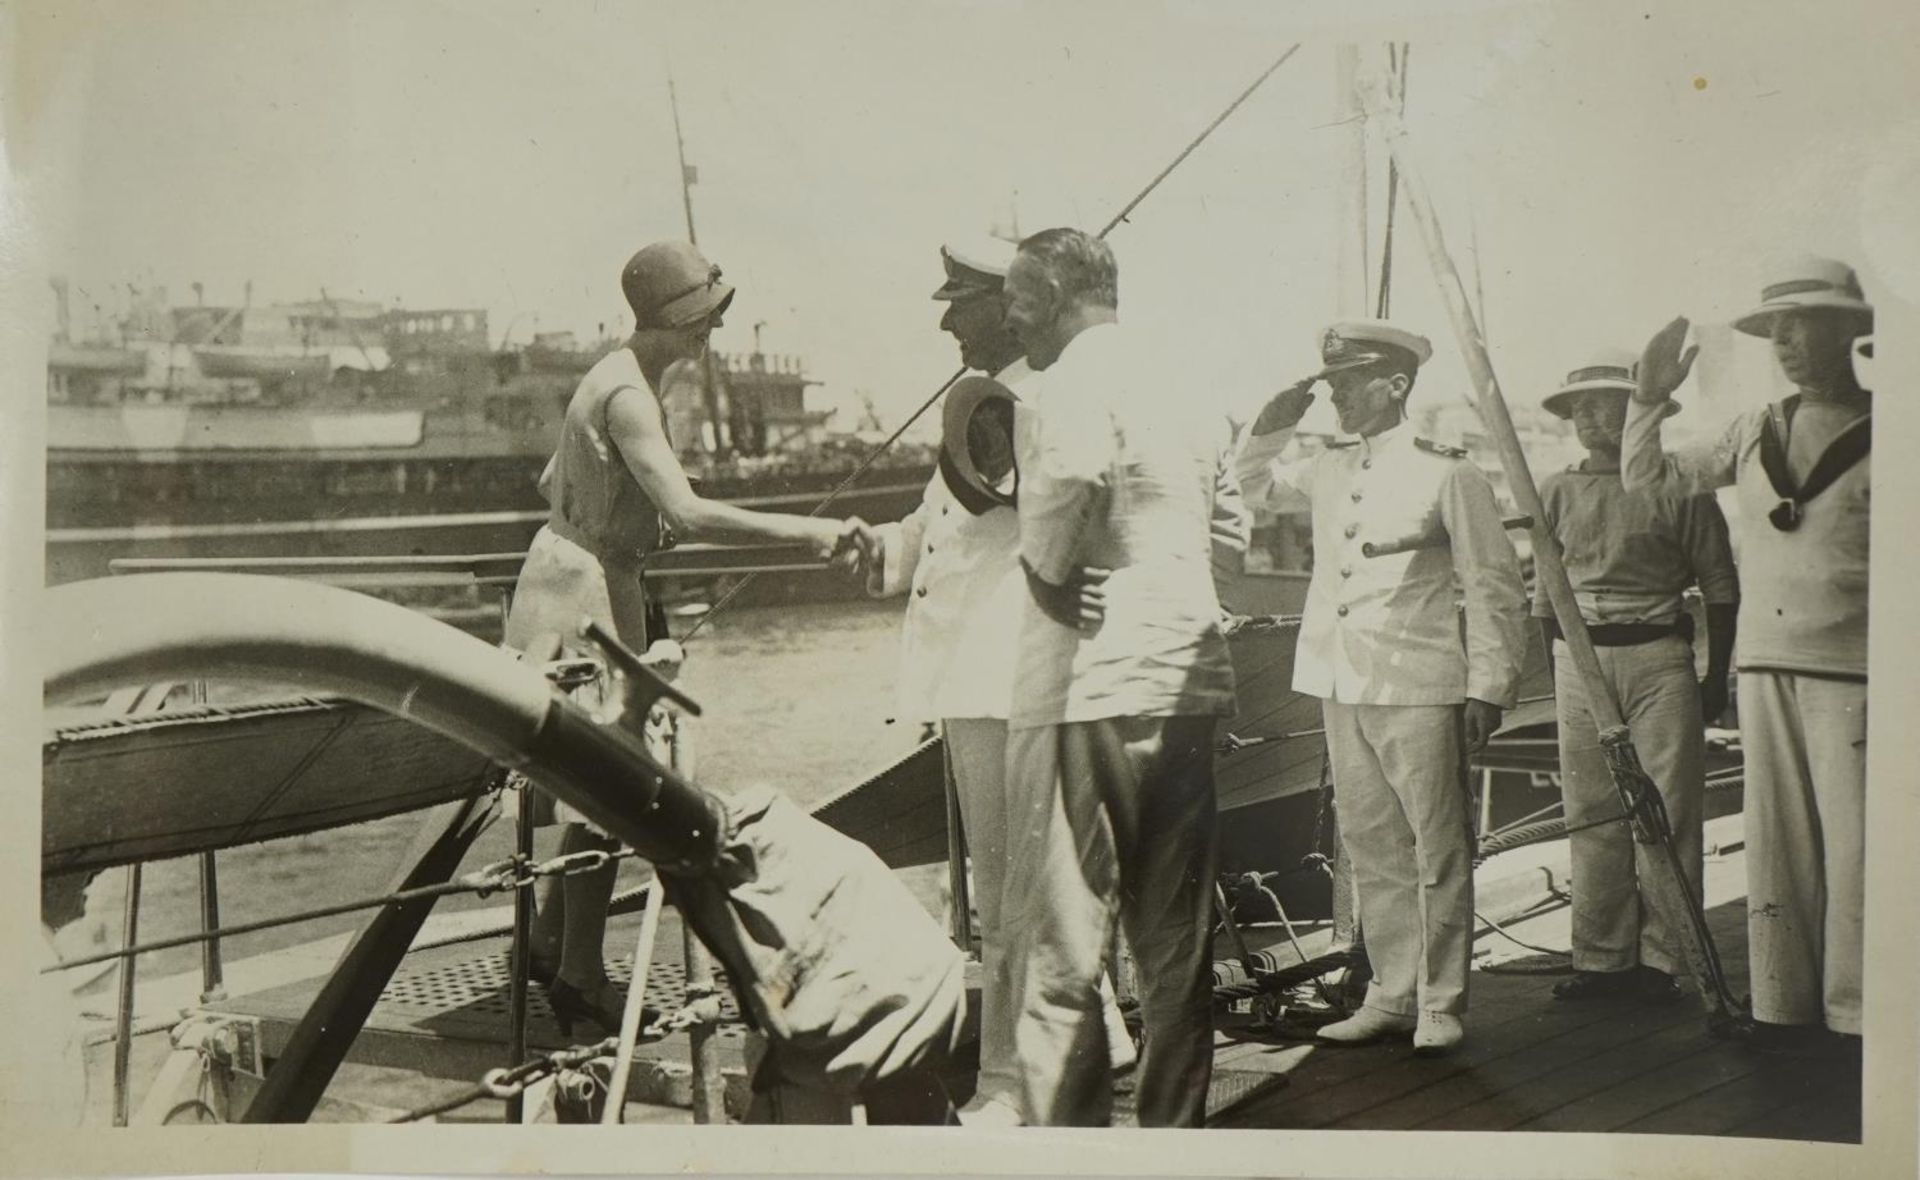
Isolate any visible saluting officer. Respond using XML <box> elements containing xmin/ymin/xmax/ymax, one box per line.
<box><xmin>1236</xmin><ymin>321</ymin><xmax>1527</xmax><ymax>1054</ymax></box>
<box><xmin>1535</xmin><ymin>348</ymin><xmax>1740</xmax><ymax>1005</ymax></box>
<box><xmin>1626</xmin><ymin>256</ymin><xmax>1872</xmax><ymax>1055</ymax></box>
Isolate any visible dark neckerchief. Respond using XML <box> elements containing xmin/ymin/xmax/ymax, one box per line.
<box><xmin>1757</xmin><ymin>394</ymin><xmax>1872</xmax><ymax>531</ymax></box>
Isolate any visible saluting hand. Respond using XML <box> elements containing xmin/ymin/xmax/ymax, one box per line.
<box><xmin>1463</xmin><ymin>698</ymin><xmax>1503</xmax><ymax>754</ymax></box>
<box><xmin>1252</xmin><ymin>378</ymin><xmax>1317</xmax><ymax>435</ymax></box>
<box><xmin>1636</xmin><ymin>316</ymin><xmax>1699</xmax><ymax>405</ymax></box>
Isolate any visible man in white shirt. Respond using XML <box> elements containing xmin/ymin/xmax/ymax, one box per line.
<box><xmin>999</xmin><ymin>227</ymin><xmax>1240</xmax><ymax>1126</ymax></box>
<box><xmin>1236</xmin><ymin>320</ymin><xmax>1527</xmax><ymax>1055</ymax></box>
<box><xmin>1626</xmin><ymin>256</ymin><xmax>1872</xmax><ymax>1056</ymax></box>
<box><xmin>866</xmin><ymin>238</ymin><xmax>1132</xmax><ymax>1126</ymax></box>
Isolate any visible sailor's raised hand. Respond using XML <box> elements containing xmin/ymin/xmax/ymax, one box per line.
<box><xmin>1252</xmin><ymin>378</ymin><xmax>1317</xmax><ymax>436</ymax></box>
<box><xmin>1636</xmin><ymin>316</ymin><xmax>1698</xmax><ymax>405</ymax></box>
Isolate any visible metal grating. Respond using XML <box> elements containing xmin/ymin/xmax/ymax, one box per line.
<box><xmin>378</xmin><ymin>952</ymin><xmax>748</xmax><ymax>1040</ymax></box>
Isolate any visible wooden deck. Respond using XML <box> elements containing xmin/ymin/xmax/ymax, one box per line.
<box><xmin>187</xmin><ymin>832</ymin><xmax>1859</xmax><ymax>1139</ymax></box>
<box><xmin>1204</xmin><ymin>894</ymin><xmax>1861</xmax><ymax>1141</ymax></box>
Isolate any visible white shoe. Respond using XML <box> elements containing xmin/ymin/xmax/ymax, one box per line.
<box><xmin>1316</xmin><ymin>1006</ymin><xmax>1416</xmax><ymax>1045</ymax></box>
<box><xmin>1412</xmin><ymin>1011</ymin><xmax>1464</xmax><ymax>1055</ymax></box>
<box><xmin>957</xmin><ymin>1095</ymin><xmax>1024</xmax><ymax>1128</ymax></box>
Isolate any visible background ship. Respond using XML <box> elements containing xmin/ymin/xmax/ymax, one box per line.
<box><xmin>43</xmin><ymin>282</ymin><xmax>938</xmax><ymax>621</ymax></box>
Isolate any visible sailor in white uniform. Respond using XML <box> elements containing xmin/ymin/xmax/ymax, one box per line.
<box><xmin>1236</xmin><ymin>320</ymin><xmax>1527</xmax><ymax>1054</ymax></box>
<box><xmin>1626</xmin><ymin>256</ymin><xmax>1872</xmax><ymax>1055</ymax></box>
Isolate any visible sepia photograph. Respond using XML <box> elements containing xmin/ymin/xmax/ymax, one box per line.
<box><xmin>2</xmin><ymin>0</ymin><xmax>1916</xmax><ymax>1176</ymax></box>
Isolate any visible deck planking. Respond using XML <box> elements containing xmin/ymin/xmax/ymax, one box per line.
<box><xmin>1213</xmin><ymin>897</ymin><xmax>1860</xmax><ymax>1141</ymax></box>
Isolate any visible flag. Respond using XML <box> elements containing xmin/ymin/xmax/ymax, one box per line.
<box><xmin>684</xmin><ymin>164</ymin><xmax>699</xmax><ymax>186</ymax></box>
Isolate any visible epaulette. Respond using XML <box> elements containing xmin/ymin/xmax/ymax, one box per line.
<box><xmin>1414</xmin><ymin>436</ymin><xmax>1468</xmax><ymax>459</ymax></box>
<box><xmin>1327</xmin><ymin>438</ymin><xmax>1360</xmax><ymax>449</ymax></box>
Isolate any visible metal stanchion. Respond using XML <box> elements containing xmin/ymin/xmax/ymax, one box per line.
<box><xmin>498</xmin><ymin>585</ymin><xmax>534</xmax><ymax>1124</ymax></box>
<box><xmin>111</xmin><ymin>862</ymin><xmax>143</xmax><ymax>1127</ymax></box>
<box><xmin>668</xmin><ymin>704</ymin><xmax>727</xmax><ymax>1123</ymax></box>
<box><xmin>187</xmin><ymin>681</ymin><xmax>228</xmax><ymax>1004</ymax></box>
<box><xmin>938</xmin><ymin>729</ymin><xmax>973</xmax><ymax>953</ymax></box>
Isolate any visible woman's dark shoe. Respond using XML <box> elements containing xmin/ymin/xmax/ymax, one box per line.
<box><xmin>545</xmin><ymin>977</ymin><xmax>626</xmax><ymax>1037</ymax></box>
<box><xmin>526</xmin><ymin>953</ymin><xmax>560</xmax><ymax>989</ymax></box>
<box><xmin>544</xmin><ymin>977</ymin><xmax>663</xmax><ymax>1039</ymax></box>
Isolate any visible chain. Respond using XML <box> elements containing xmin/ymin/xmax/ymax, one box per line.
<box><xmin>386</xmin><ymin>993</ymin><xmax>731</xmax><ymax>1122</ymax></box>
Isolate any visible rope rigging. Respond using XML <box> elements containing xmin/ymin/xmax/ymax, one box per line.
<box><xmin>679</xmin><ymin>44</ymin><xmax>1304</xmax><ymax>642</ymax></box>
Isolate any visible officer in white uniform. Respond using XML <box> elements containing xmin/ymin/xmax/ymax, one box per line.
<box><xmin>866</xmin><ymin>238</ymin><xmax>1133</xmax><ymax>1126</ymax></box>
<box><xmin>1236</xmin><ymin>321</ymin><xmax>1527</xmax><ymax>1054</ymax></box>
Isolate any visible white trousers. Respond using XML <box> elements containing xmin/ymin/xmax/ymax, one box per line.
<box><xmin>1739</xmin><ymin>671</ymin><xmax>1867</xmax><ymax>1034</ymax></box>
<box><xmin>1554</xmin><ymin>637</ymin><xmax>1705</xmax><ymax>975</ymax></box>
<box><xmin>1323</xmin><ymin>701</ymin><xmax>1473</xmax><ymax>1017</ymax></box>
<box><xmin>944</xmin><ymin>718</ymin><xmax>1130</xmax><ymax>1115</ymax></box>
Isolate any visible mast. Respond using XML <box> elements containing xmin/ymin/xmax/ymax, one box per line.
<box><xmin>1333</xmin><ymin>45</ymin><xmax>1371</xmax><ymax>319</ymax></box>
<box><xmin>668</xmin><ymin>74</ymin><xmax>730</xmax><ymax>459</ymax></box>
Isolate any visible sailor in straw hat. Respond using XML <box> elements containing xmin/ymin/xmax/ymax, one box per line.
<box><xmin>504</xmin><ymin>240</ymin><xmax>879</xmax><ymax>1036</ymax></box>
<box><xmin>860</xmin><ymin>236</ymin><xmax>1137</xmax><ymax>1125</ymax></box>
<box><xmin>1236</xmin><ymin>320</ymin><xmax>1527</xmax><ymax>1054</ymax></box>
<box><xmin>1626</xmin><ymin>255</ymin><xmax>1873</xmax><ymax>1056</ymax></box>
<box><xmin>1533</xmin><ymin>348</ymin><xmax>1740</xmax><ymax>1006</ymax></box>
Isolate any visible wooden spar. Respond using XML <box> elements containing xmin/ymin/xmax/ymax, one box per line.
<box><xmin>1333</xmin><ymin>45</ymin><xmax>1370</xmax><ymax>318</ymax></box>
<box><xmin>602</xmin><ymin>881</ymin><xmax>667</xmax><ymax>1124</ymax></box>
<box><xmin>1359</xmin><ymin>83</ymin><xmax>1746</xmax><ymax>1029</ymax></box>
<box><xmin>1358</xmin><ymin>96</ymin><xmax>1622</xmax><ymax>732</ymax></box>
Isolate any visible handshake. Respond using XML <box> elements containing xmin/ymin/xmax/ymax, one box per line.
<box><xmin>820</xmin><ymin>516</ymin><xmax>882</xmax><ymax>583</ymax></box>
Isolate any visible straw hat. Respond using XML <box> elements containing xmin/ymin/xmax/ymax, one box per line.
<box><xmin>1542</xmin><ymin>346</ymin><xmax>1679</xmax><ymax>419</ymax></box>
<box><xmin>1731</xmin><ymin>255</ymin><xmax>1874</xmax><ymax>338</ymax></box>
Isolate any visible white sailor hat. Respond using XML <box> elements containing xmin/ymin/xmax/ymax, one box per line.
<box><xmin>1314</xmin><ymin>319</ymin><xmax>1434</xmax><ymax>379</ymax></box>
<box><xmin>937</xmin><ymin>374</ymin><xmax>1018</xmax><ymax>513</ymax></box>
<box><xmin>1731</xmin><ymin>255</ymin><xmax>1874</xmax><ymax>338</ymax></box>
<box><xmin>1542</xmin><ymin>346</ymin><xmax>1680</xmax><ymax>419</ymax></box>
<box><xmin>932</xmin><ymin>237</ymin><xmax>1018</xmax><ymax>301</ymax></box>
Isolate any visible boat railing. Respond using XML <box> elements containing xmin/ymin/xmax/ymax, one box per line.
<box><xmin>107</xmin><ymin>540</ymin><xmax>835</xmax><ymax>588</ymax></box>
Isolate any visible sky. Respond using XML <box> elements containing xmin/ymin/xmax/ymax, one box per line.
<box><xmin>12</xmin><ymin>0</ymin><xmax>1920</xmax><ymax>443</ymax></box>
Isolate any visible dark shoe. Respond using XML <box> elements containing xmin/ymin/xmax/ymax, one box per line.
<box><xmin>1551</xmin><ymin>969</ymin><xmax>1638</xmax><ymax>1001</ymax></box>
<box><xmin>1634</xmin><ymin>966</ymin><xmax>1685</xmax><ymax>1005</ymax></box>
<box><xmin>546</xmin><ymin>977</ymin><xmax>644</xmax><ymax>1038</ymax></box>
<box><xmin>526</xmin><ymin>953</ymin><xmax>560</xmax><ymax>989</ymax></box>
<box><xmin>1742</xmin><ymin>1020</ymin><xmax>1832</xmax><ymax>1056</ymax></box>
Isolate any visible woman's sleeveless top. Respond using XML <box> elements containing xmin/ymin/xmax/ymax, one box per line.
<box><xmin>542</xmin><ymin>347</ymin><xmax>667</xmax><ymax>564</ymax></box>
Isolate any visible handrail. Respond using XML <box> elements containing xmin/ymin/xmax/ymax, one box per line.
<box><xmin>107</xmin><ymin>542</ymin><xmax>828</xmax><ymax>586</ymax></box>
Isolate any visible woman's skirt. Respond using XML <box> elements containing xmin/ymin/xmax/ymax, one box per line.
<box><xmin>503</xmin><ymin>525</ymin><xmax>651</xmax><ymax>829</ymax></box>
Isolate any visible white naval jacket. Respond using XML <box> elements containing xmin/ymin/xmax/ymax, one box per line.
<box><xmin>870</xmin><ymin>466</ymin><xmax>1026</xmax><ymax>724</ymax></box>
<box><xmin>867</xmin><ymin>361</ymin><xmax>1034</xmax><ymax>725</ymax></box>
<box><xmin>1236</xmin><ymin>419</ymin><xmax>1526</xmax><ymax>707</ymax></box>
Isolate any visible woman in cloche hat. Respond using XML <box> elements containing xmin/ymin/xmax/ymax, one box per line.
<box><xmin>503</xmin><ymin>241</ymin><xmax>877</xmax><ymax>1034</ymax></box>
